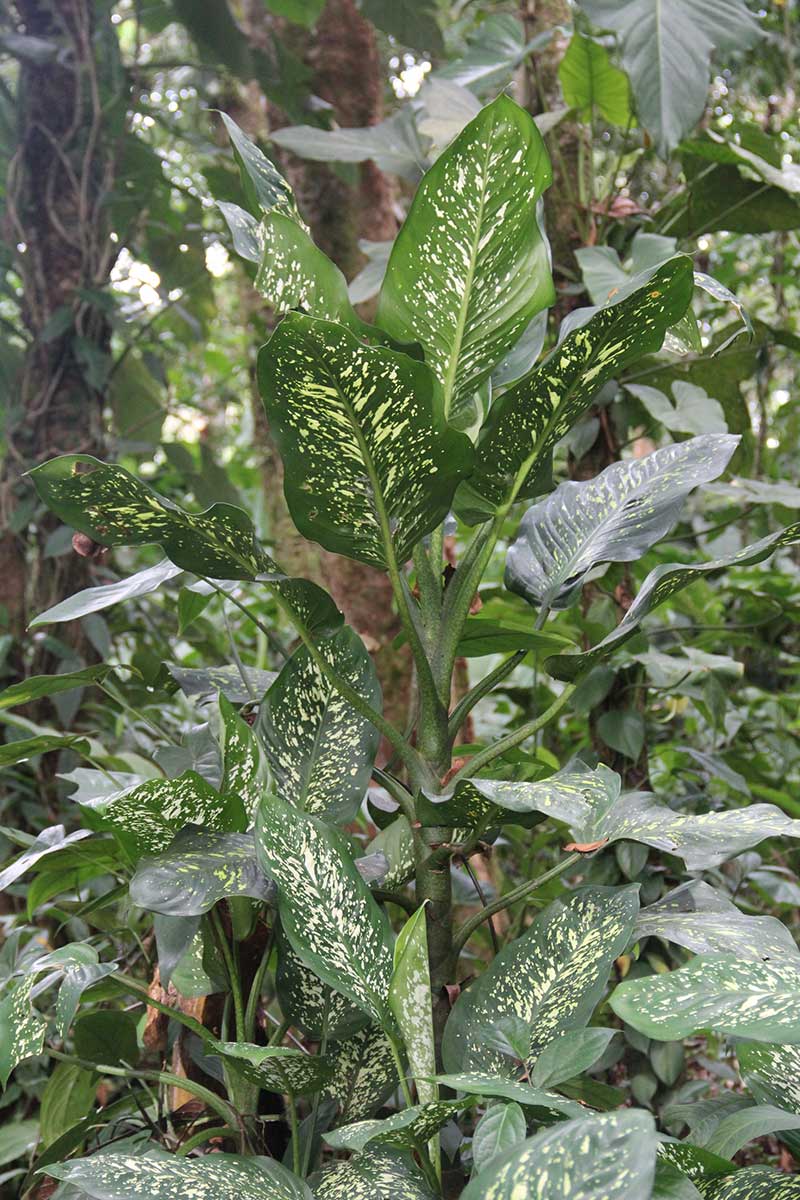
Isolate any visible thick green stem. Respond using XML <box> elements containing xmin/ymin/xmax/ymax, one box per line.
<box><xmin>176</xmin><ymin>1125</ymin><xmax>236</xmax><ymax>1155</ymax></box>
<box><xmin>414</xmin><ymin>828</ymin><xmax>456</xmax><ymax>1073</ymax></box>
<box><xmin>453</xmin><ymin>852</ymin><xmax>582</xmax><ymax>953</ymax></box>
<box><xmin>447</xmin><ymin>651</ymin><xmax>525</xmax><ymax>744</ymax></box>
<box><xmin>209</xmin><ymin>907</ymin><xmax>245</xmax><ymax>1043</ymax></box>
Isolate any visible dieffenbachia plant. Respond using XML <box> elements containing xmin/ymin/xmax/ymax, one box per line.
<box><xmin>5</xmin><ymin>98</ymin><xmax>800</xmax><ymax>1198</ymax></box>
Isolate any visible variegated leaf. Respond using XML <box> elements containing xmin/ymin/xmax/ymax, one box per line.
<box><xmin>637</xmin><ymin>881</ymin><xmax>800</xmax><ymax>962</ymax></box>
<box><xmin>461</xmin><ymin>1110</ymin><xmax>658</xmax><ymax>1200</ymax></box>
<box><xmin>45</xmin><ymin>1149</ymin><xmax>312</xmax><ymax>1200</ymax></box>
<box><xmin>389</xmin><ymin>905</ymin><xmax>437</xmax><ymax>1107</ymax></box>
<box><xmin>547</xmin><ymin>521</ymin><xmax>800</xmax><ymax>681</ymax></box>
<box><xmin>258</xmin><ymin>313</ymin><xmax>473</xmax><ymax>566</ymax></box>
<box><xmin>219</xmin><ymin>111</ymin><xmax>302</xmax><ymax>224</ymax></box>
<box><xmin>472</xmin><ymin>1102</ymin><xmax>527</xmax><ymax>1175</ymax></box>
<box><xmin>377</xmin><ymin>94</ymin><xmax>553</xmax><ymax>421</ymax></box>
<box><xmin>738</xmin><ymin>1043</ymin><xmax>800</xmax><ymax>1158</ymax></box>
<box><xmin>255</xmin><ymin>791</ymin><xmax>393</xmax><ymax>1023</ymax></box>
<box><xmin>442</xmin><ymin>886</ymin><xmax>639</xmax><ymax>1073</ymax></box>
<box><xmin>698</xmin><ymin>1167</ymin><xmax>800</xmax><ymax>1198</ymax></box>
<box><xmin>366</xmin><ymin>816</ymin><xmax>415</xmax><ymax>890</ymax></box>
<box><xmin>275</xmin><ymin>922</ymin><xmax>368</xmax><ymax>1041</ymax></box>
<box><xmin>314</xmin><ymin>1147</ymin><xmax>436</xmax><ymax>1200</ymax></box>
<box><xmin>257</xmin><ymin>627</ymin><xmax>380</xmax><ymax>824</ymax></box>
<box><xmin>168</xmin><ymin>663</ymin><xmax>277</xmax><ymax>704</ymax></box>
<box><xmin>0</xmin><ymin>977</ymin><xmax>46</xmax><ymax>1086</ymax></box>
<box><xmin>129</xmin><ymin>827</ymin><xmax>274</xmax><ymax>916</ymax></box>
<box><xmin>506</xmin><ymin>435</ymin><xmax>738</xmax><ymax>610</ymax></box>
<box><xmin>325</xmin><ymin>1024</ymin><xmax>399</xmax><ymax>1123</ymax></box>
<box><xmin>209</xmin><ymin>1040</ymin><xmax>334</xmax><ymax>1094</ymax></box>
<box><xmin>0</xmin><ymin>824</ymin><xmax>91</xmax><ymax>891</ymax></box>
<box><xmin>219</xmin><ymin>693</ymin><xmax>268</xmax><ymax>820</ymax></box>
<box><xmin>432</xmin><ymin>1073</ymin><xmax>584</xmax><ymax>1117</ymax></box>
<box><xmin>456</xmin><ymin>256</ymin><xmax>695</xmax><ymax>524</ymax></box>
<box><xmin>611</xmin><ymin>955</ymin><xmax>800</xmax><ymax>1044</ymax></box>
<box><xmin>324</xmin><ymin>1099</ymin><xmax>468</xmax><ymax>1153</ymax></box>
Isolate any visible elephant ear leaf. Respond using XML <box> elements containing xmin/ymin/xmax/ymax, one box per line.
<box><xmin>255</xmin><ymin>791</ymin><xmax>393</xmax><ymax>1024</ymax></box>
<box><xmin>442</xmin><ymin>885</ymin><xmax>639</xmax><ymax>1074</ymax></box>
<box><xmin>377</xmin><ymin>93</ymin><xmax>554</xmax><ymax>422</ymax></box>
<box><xmin>258</xmin><ymin>312</ymin><xmax>473</xmax><ymax>566</ymax></box>
<box><xmin>505</xmin><ymin>434</ymin><xmax>738</xmax><ymax>610</ymax></box>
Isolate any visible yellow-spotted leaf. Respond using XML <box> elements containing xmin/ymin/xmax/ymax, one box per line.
<box><xmin>432</xmin><ymin>1072</ymin><xmax>584</xmax><ymax>1118</ymax></box>
<box><xmin>314</xmin><ymin>1147</ymin><xmax>436</xmax><ymax>1200</ymax></box>
<box><xmin>258</xmin><ymin>313</ymin><xmax>473</xmax><ymax>566</ymax></box>
<box><xmin>698</xmin><ymin>1166</ymin><xmax>800</xmax><ymax>1198</ymax></box>
<box><xmin>219</xmin><ymin>693</ymin><xmax>268</xmax><ymax>820</ymax></box>
<box><xmin>377</xmin><ymin>94</ymin><xmax>554</xmax><ymax>421</ymax></box>
<box><xmin>129</xmin><ymin>827</ymin><xmax>274</xmax><ymax>916</ymax></box>
<box><xmin>275</xmin><ymin>922</ymin><xmax>368</xmax><ymax>1042</ymax></box>
<box><xmin>0</xmin><ymin>978</ymin><xmax>46</xmax><ymax>1087</ymax></box>
<box><xmin>324</xmin><ymin>1024</ymin><xmax>399</xmax><ymax>1123</ymax></box>
<box><xmin>389</xmin><ymin>905</ymin><xmax>437</xmax><ymax>1108</ymax></box>
<box><xmin>324</xmin><ymin>1099</ymin><xmax>469</xmax><ymax>1153</ymax></box>
<box><xmin>208</xmin><ymin>1041</ymin><xmax>334</xmax><ymax>1094</ymax></box>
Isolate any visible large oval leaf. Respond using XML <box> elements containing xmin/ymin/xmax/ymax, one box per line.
<box><xmin>377</xmin><ymin>94</ymin><xmax>553</xmax><ymax>420</ymax></box>
<box><xmin>258</xmin><ymin>313</ymin><xmax>473</xmax><ymax>566</ymax></box>
<box><xmin>471</xmin><ymin>1102</ymin><xmax>527</xmax><ymax>1176</ymax></box>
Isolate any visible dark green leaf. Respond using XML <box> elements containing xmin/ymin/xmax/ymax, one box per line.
<box><xmin>40</xmin><ymin>1062</ymin><xmax>97</xmax><ymax>1146</ymax></box>
<box><xmin>529</xmin><ymin>1027</ymin><xmax>619</xmax><ymax>1088</ymax></box>
<box><xmin>0</xmin><ymin>733</ymin><xmax>90</xmax><ymax>770</ymax></box>
<box><xmin>130</xmin><ymin>826</ymin><xmax>273</xmax><ymax>916</ymax></box>
<box><xmin>167</xmin><ymin>663</ymin><xmax>277</xmax><ymax>704</ymax></box>
<box><xmin>359</xmin><ymin>0</ymin><xmax>443</xmax><ymax>53</ymax></box>
<box><xmin>73</xmin><ymin>1010</ymin><xmax>139</xmax><ymax>1068</ymax></box>
<box><xmin>218</xmin><ymin>111</ymin><xmax>300</xmax><ymax>222</ymax></box>
<box><xmin>210</xmin><ymin>1041</ymin><xmax>334</xmax><ymax>1094</ymax></box>
<box><xmin>0</xmin><ymin>666</ymin><xmax>112</xmax><ymax>710</ymax></box>
<box><xmin>472</xmin><ymin>1102</ymin><xmax>527</xmax><ymax>1175</ymax></box>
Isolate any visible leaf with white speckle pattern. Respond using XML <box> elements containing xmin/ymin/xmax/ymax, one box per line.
<box><xmin>0</xmin><ymin>977</ymin><xmax>46</xmax><ymax>1087</ymax></box>
<box><xmin>258</xmin><ymin>313</ymin><xmax>473</xmax><ymax>566</ymax></box>
<box><xmin>737</xmin><ymin>1043</ymin><xmax>800</xmax><ymax>1158</ymax></box>
<box><xmin>219</xmin><ymin>693</ymin><xmax>268</xmax><ymax>821</ymax></box>
<box><xmin>129</xmin><ymin>826</ymin><xmax>274</xmax><ymax>916</ymax></box>
<box><xmin>442</xmin><ymin>885</ymin><xmax>639</xmax><ymax>1074</ymax></box>
<box><xmin>637</xmin><ymin>881</ymin><xmax>800</xmax><ymax>962</ymax></box>
<box><xmin>505</xmin><ymin>435</ymin><xmax>738</xmax><ymax>610</ymax></box>
<box><xmin>275</xmin><ymin>922</ymin><xmax>368</xmax><ymax>1042</ymax></box>
<box><xmin>324</xmin><ymin>1024</ymin><xmax>399</xmax><ymax>1123</ymax></box>
<box><xmin>257</xmin><ymin>627</ymin><xmax>381</xmax><ymax>824</ymax></box>
<box><xmin>698</xmin><ymin>1167</ymin><xmax>800</xmax><ymax>1198</ymax></box>
<box><xmin>377</xmin><ymin>94</ymin><xmax>553</xmax><ymax>421</ymax></box>
<box><xmin>167</xmin><ymin>663</ymin><xmax>277</xmax><ymax>704</ymax></box>
<box><xmin>208</xmin><ymin>1040</ymin><xmax>335</xmax><ymax>1094</ymax></box>
<box><xmin>324</xmin><ymin>1099</ymin><xmax>469</xmax><ymax>1153</ymax></box>
<box><xmin>255</xmin><ymin>791</ymin><xmax>393</xmax><ymax>1023</ymax></box>
<box><xmin>389</xmin><ymin>905</ymin><xmax>437</xmax><ymax>1107</ymax></box>
<box><xmin>461</xmin><ymin>1109</ymin><xmax>658</xmax><ymax>1200</ymax></box>
<box><xmin>314</xmin><ymin>1147</ymin><xmax>436</xmax><ymax>1200</ymax></box>
<box><xmin>218</xmin><ymin>111</ymin><xmax>302</xmax><ymax>224</ymax></box>
<box><xmin>611</xmin><ymin>955</ymin><xmax>800</xmax><ymax>1043</ymax></box>
<box><xmin>431</xmin><ymin>1072</ymin><xmax>585</xmax><ymax>1117</ymax></box>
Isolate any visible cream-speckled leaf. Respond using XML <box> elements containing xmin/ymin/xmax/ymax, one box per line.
<box><xmin>389</xmin><ymin>906</ymin><xmax>437</xmax><ymax>1107</ymax></box>
<box><xmin>325</xmin><ymin>1099</ymin><xmax>468</xmax><ymax>1153</ymax></box>
<box><xmin>377</xmin><ymin>94</ymin><xmax>553</xmax><ymax>421</ymax></box>
<box><xmin>255</xmin><ymin>791</ymin><xmax>393</xmax><ymax>1022</ymax></box>
<box><xmin>547</xmin><ymin>521</ymin><xmax>800</xmax><ymax>681</ymax></box>
<box><xmin>219</xmin><ymin>693</ymin><xmax>268</xmax><ymax>821</ymax></box>
<box><xmin>129</xmin><ymin>827</ymin><xmax>274</xmax><ymax>916</ymax></box>
<box><xmin>366</xmin><ymin>816</ymin><xmax>415</xmax><ymax>891</ymax></box>
<box><xmin>257</xmin><ymin>627</ymin><xmax>380</xmax><ymax>824</ymax></box>
<box><xmin>461</xmin><ymin>1109</ymin><xmax>658</xmax><ymax>1200</ymax></box>
<box><xmin>0</xmin><ymin>977</ymin><xmax>46</xmax><ymax>1086</ymax></box>
<box><xmin>219</xmin><ymin>111</ymin><xmax>302</xmax><ymax>224</ymax></box>
<box><xmin>698</xmin><ymin>1167</ymin><xmax>800</xmax><ymax>1198</ymax></box>
<box><xmin>325</xmin><ymin>1024</ymin><xmax>399</xmax><ymax>1123</ymax></box>
<box><xmin>275</xmin><ymin>923</ymin><xmax>368</xmax><ymax>1042</ymax></box>
<box><xmin>738</xmin><ymin>1043</ymin><xmax>800</xmax><ymax>1158</ymax></box>
<box><xmin>442</xmin><ymin>886</ymin><xmax>639</xmax><ymax>1073</ymax></box>
<box><xmin>45</xmin><ymin>1149</ymin><xmax>312</xmax><ymax>1200</ymax></box>
<box><xmin>209</xmin><ymin>1040</ymin><xmax>334</xmax><ymax>1094</ymax></box>
<box><xmin>506</xmin><ymin>436</ymin><xmax>738</xmax><ymax>610</ymax></box>
<box><xmin>314</xmin><ymin>1147</ymin><xmax>436</xmax><ymax>1200</ymax></box>
<box><xmin>0</xmin><ymin>824</ymin><xmax>91</xmax><ymax>890</ymax></box>
<box><xmin>611</xmin><ymin>955</ymin><xmax>800</xmax><ymax>1043</ymax></box>
<box><xmin>432</xmin><ymin>1073</ymin><xmax>584</xmax><ymax>1117</ymax></box>
<box><xmin>168</xmin><ymin>663</ymin><xmax>277</xmax><ymax>704</ymax></box>
<box><xmin>472</xmin><ymin>1102</ymin><xmax>527</xmax><ymax>1176</ymax></box>
<box><xmin>457</xmin><ymin>256</ymin><xmax>694</xmax><ymax>524</ymax></box>
<box><xmin>258</xmin><ymin>313</ymin><xmax>473</xmax><ymax>566</ymax></box>
<box><xmin>637</xmin><ymin>881</ymin><xmax>800</xmax><ymax>962</ymax></box>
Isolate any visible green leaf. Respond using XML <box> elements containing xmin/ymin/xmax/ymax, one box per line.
<box><xmin>0</xmin><ymin>978</ymin><xmax>46</xmax><ymax>1086</ymax></box>
<box><xmin>258</xmin><ymin>313</ymin><xmax>473</xmax><ymax>567</ymax></box>
<box><xmin>209</xmin><ymin>1041</ymin><xmax>334</xmax><ymax>1094</ymax></box>
<box><xmin>458</xmin><ymin>256</ymin><xmax>694</xmax><ymax>523</ymax></box>
<box><xmin>558</xmin><ymin>33</ymin><xmax>632</xmax><ymax>125</ymax></box>
<box><xmin>29</xmin><ymin>559</ymin><xmax>182</xmax><ymax>628</ymax></box>
<box><xmin>0</xmin><ymin>824</ymin><xmax>91</xmax><ymax>890</ymax></box>
<box><xmin>455</xmin><ymin>619</ymin><xmax>571</xmax><ymax>658</ymax></box>
<box><xmin>56</xmin><ymin>962</ymin><xmax>118</xmax><ymax>1037</ymax></box>
<box><xmin>167</xmin><ymin>663</ymin><xmax>277</xmax><ymax>704</ymax></box>
<box><xmin>325</xmin><ymin>1025</ymin><xmax>399</xmax><ymax>1123</ymax></box>
<box><xmin>529</xmin><ymin>1027</ymin><xmax>619</xmax><ymax>1088</ymax></box>
<box><xmin>256</xmin><ymin>627</ymin><xmax>381</xmax><ymax>824</ymax></box>
<box><xmin>472</xmin><ymin>1102</ymin><xmax>527</xmax><ymax>1176</ymax></box>
<box><xmin>359</xmin><ymin>0</ymin><xmax>443</xmax><ymax>53</ymax></box>
<box><xmin>324</xmin><ymin>1099</ymin><xmax>468</xmax><ymax>1153</ymax></box>
<box><xmin>442</xmin><ymin>885</ymin><xmax>639</xmax><ymax>1073</ymax></box>
<box><xmin>579</xmin><ymin>0</ymin><xmax>761</xmax><ymax>155</ymax></box>
<box><xmin>705</xmin><ymin>1105</ymin><xmax>800</xmax><ymax>1161</ymax></box>
<box><xmin>271</xmin><ymin>110</ymin><xmax>424</xmax><ymax>182</ymax></box>
<box><xmin>40</xmin><ymin>1062</ymin><xmax>96</xmax><ymax>1146</ymax></box>
<box><xmin>653</xmin><ymin>1159</ymin><xmax>704</xmax><ymax>1200</ymax></box>
<box><xmin>662</xmin><ymin>153</ymin><xmax>800</xmax><ymax>238</ymax></box>
<box><xmin>698</xmin><ymin>1167</ymin><xmax>800</xmax><ymax>1198</ymax></box>
<box><xmin>505</xmin><ymin>435</ymin><xmax>738</xmax><ymax>610</ymax></box>
<box><xmin>73</xmin><ymin>1010</ymin><xmax>138</xmax><ymax>1068</ymax></box>
<box><xmin>628</xmin><ymin>382</ymin><xmax>727</xmax><ymax>436</ymax></box>
<box><xmin>737</xmin><ymin>1043</ymin><xmax>800</xmax><ymax>1160</ymax></box>
<box><xmin>255</xmin><ymin>791</ymin><xmax>393</xmax><ymax>1023</ymax></box>
<box><xmin>219</xmin><ymin>693</ymin><xmax>267</xmax><ymax>820</ymax></box>
<box><xmin>430</xmin><ymin>1073</ymin><xmax>584</xmax><ymax>1117</ymax></box>
<box><xmin>366</xmin><ymin>816</ymin><xmax>415</xmax><ymax>891</ymax></box>
<box><xmin>377</xmin><ymin>94</ymin><xmax>554</xmax><ymax>421</ymax></box>
<box><xmin>275</xmin><ymin>923</ymin><xmax>368</xmax><ymax>1042</ymax></box>
<box><xmin>461</xmin><ymin>1109</ymin><xmax>658</xmax><ymax>1200</ymax></box>
<box><xmin>0</xmin><ymin>666</ymin><xmax>113</xmax><ymax>710</ymax></box>
<box><xmin>547</xmin><ymin>521</ymin><xmax>800</xmax><ymax>680</ymax></box>
<box><xmin>314</xmin><ymin>1147</ymin><xmax>436</xmax><ymax>1200</ymax></box>
<box><xmin>637</xmin><ymin>881</ymin><xmax>800</xmax><ymax>962</ymax></box>
<box><xmin>611</xmin><ymin>955</ymin><xmax>800</xmax><ymax>1044</ymax></box>
<box><xmin>0</xmin><ymin>1117</ymin><xmax>38</xmax><ymax>1165</ymax></box>
<box><xmin>45</xmin><ymin>1150</ymin><xmax>313</xmax><ymax>1200</ymax></box>
<box><xmin>218</xmin><ymin>111</ymin><xmax>300</xmax><ymax>223</ymax></box>
<box><xmin>389</xmin><ymin>905</ymin><xmax>436</xmax><ymax>1106</ymax></box>
<box><xmin>436</xmin><ymin>14</ymin><xmax>531</xmax><ymax>97</ymax></box>
<box><xmin>0</xmin><ymin>733</ymin><xmax>90</xmax><ymax>769</ymax></box>
<box><xmin>597</xmin><ymin>711</ymin><xmax>645</xmax><ymax>761</ymax></box>
<box><xmin>129</xmin><ymin>827</ymin><xmax>274</xmax><ymax>916</ymax></box>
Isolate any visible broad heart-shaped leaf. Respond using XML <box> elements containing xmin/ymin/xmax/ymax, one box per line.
<box><xmin>457</xmin><ymin>256</ymin><xmax>694</xmax><ymax>524</ymax></box>
<box><xmin>579</xmin><ymin>0</ymin><xmax>761</xmax><ymax>156</ymax></box>
<box><xmin>275</xmin><ymin>923</ymin><xmax>368</xmax><ymax>1042</ymax></box>
<box><xmin>325</xmin><ymin>1024</ymin><xmax>399</xmax><ymax>1123</ymax></box>
<box><xmin>314</xmin><ymin>1147</ymin><xmax>436</xmax><ymax>1200</ymax></box>
<box><xmin>324</xmin><ymin>1099</ymin><xmax>469</xmax><ymax>1153</ymax></box>
<box><xmin>698</xmin><ymin>1167</ymin><xmax>800</xmax><ymax>1198</ymax></box>
<box><xmin>547</xmin><ymin>520</ymin><xmax>800</xmax><ymax>680</ymax></box>
<box><xmin>45</xmin><ymin>1150</ymin><xmax>312</xmax><ymax>1200</ymax></box>
<box><xmin>389</xmin><ymin>906</ymin><xmax>436</xmax><ymax>1107</ymax></box>
<box><xmin>256</xmin><ymin>627</ymin><xmax>381</xmax><ymax>824</ymax></box>
<box><xmin>255</xmin><ymin>791</ymin><xmax>393</xmax><ymax>1024</ymax></box>
<box><xmin>129</xmin><ymin>827</ymin><xmax>274</xmax><ymax>916</ymax></box>
<box><xmin>258</xmin><ymin>313</ymin><xmax>473</xmax><ymax>567</ymax></box>
<box><xmin>209</xmin><ymin>1041</ymin><xmax>335</xmax><ymax>1094</ymax></box>
<box><xmin>0</xmin><ymin>824</ymin><xmax>91</xmax><ymax>890</ymax></box>
<box><xmin>431</xmin><ymin>1073</ymin><xmax>584</xmax><ymax>1118</ymax></box>
<box><xmin>472</xmin><ymin>1102</ymin><xmax>527</xmax><ymax>1176</ymax></box>
<box><xmin>219</xmin><ymin>693</ymin><xmax>267</xmax><ymax>820</ymax></box>
<box><xmin>218</xmin><ymin>111</ymin><xmax>301</xmax><ymax>224</ymax></box>
<box><xmin>637</xmin><ymin>881</ymin><xmax>800</xmax><ymax>963</ymax></box>
<box><xmin>611</xmin><ymin>955</ymin><xmax>800</xmax><ymax>1044</ymax></box>
<box><xmin>0</xmin><ymin>665</ymin><xmax>113</xmax><ymax>709</ymax></box>
<box><xmin>506</xmin><ymin>435</ymin><xmax>738</xmax><ymax>610</ymax></box>
<box><xmin>29</xmin><ymin>558</ymin><xmax>182</xmax><ymax>627</ymax></box>
<box><xmin>0</xmin><ymin>977</ymin><xmax>46</xmax><ymax>1086</ymax></box>
<box><xmin>377</xmin><ymin>93</ymin><xmax>554</xmax><ymax>421</ymax></box>
<box><xmin>558</xmin><ymin>33</ymin><xmax>632</xmax><ymax>125</ymax></box>
<box><xmin>442</xmin><ymin>885</ymin><xmax>639</xmax><ymax>1073</ymax></box>
<box><xmin>461</xmin><ymin>1109</ymin><xmax>658</xmax><ymax>1200</ymax></box>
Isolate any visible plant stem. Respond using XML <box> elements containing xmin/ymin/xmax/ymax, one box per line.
<box><xmin>449</xmin><ymin>684</ymin><xmax>576</xmax><ymax>784</ymax></box>
<box><xmin>176</xmin><ymin>1125</ymin><xmax>236</xmax><ymax>1155</ymax></box>
<box><xmin>301</xmin><ymin>1002</ymin><xmax>329</xmax><ymax>1176</ymax></box>
<box><xmin>287</xmin><ymin>1090</ymin><xmax>301</xmax><ymax>1176</ymax></box>
<box><xmin>209</xmin><ymin>908</ymin><xmax>245</xmax><ymax>1043</ymax></box>
<box><xmin>387</xmin><ymin>1028</ymin><xmax>415</xmax><ymax>1109</ymax></box>
<box><xmin>415</xmin><ymin>828</ymin><xmax>456</xmax><ymax>1073</ymax></box>
<box><xmin>453</xmin><ymin>853</ymin><xmax>582</xmax><ymax>953</ymax></box>
<box><xmin>111</xmin><ymin>973</ymin><xmax>216</xmax><ymax>1045</ymax></box>
<box><xmin>200</xmin><ymin>577</ymin><xmax>288</xmax><ymax>662</ymax></box>
<box><xmin>244</xmin><ymin>931</ymin><xmax>273</xmax><ymax>1039</ymax></box>
<box><xmin>447</xmin><ymin>651</ymin><xmax>525</xmax><ymax>743</ymax></box>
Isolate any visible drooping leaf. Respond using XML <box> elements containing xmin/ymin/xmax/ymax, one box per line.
<box><xmin>56</xmin><ymin>962</ymin><xmax>118</xmax><ymax>1037</ymax></box>
<box><xmin>325</xmin><ymin>1024</ymin><xmax>399</xmax><ymax>1123</ymax></box>
<box><xmin>558</xmin><ymin>33</ymin><xmax>632</xmax><ymax>125</ymax></box>
<box><xmin>129</xmin><ymin>827</ymin><xmax>274</xmax><ymax>916</ymax></box>
<box><xmin>209</xmin><ymin>1041</ymin><xmax>334</xmax><ymax>1094</ymax></box>
<box><xmin>29</xmin><ymin>559</ymin><xmax>182</xmax><ymax>628</ymax></box>
<box><xmin>431</xmin><ymin>1073</ymin><xmax>583</xmax><ymax>1118</ymax></box>
<box><xmin>661</xmin><ymin>152</ymin><xmax>800</xmax><ymax>238</ymax></box>
<box><xmin>255</xmin><ymin>791</ymin><xmax>393</xmax><ymax>1023</ymax></box>
<box><xmin>275</xmin><ymin>923</ymin><xmax>368</xmax><ymax>1042</ymax></box>
<box><xmin>455</xmin><ymin>620</ymin><xmax>571</xmax><ymax>659</ymax></box>
<box><xmin>578</xmin><ymin>0</ymin><xmax>762</xmax><ymax>155</ymax></box>
<box><xmin>377</xmin><ymin>94</ymin><xmax>554</xmax><ymax>421</ymax></box>
<box><xmin>505</xmin><ymin>435</ymin><xmax>738</xmax><ymax>611</ymax></box>
<box><xmin>547</xmin><ymin>521</ymin><xmax>800</xmax><ymax>680</ymax></box>
<box><xmin>0</xmin><ymin>825</ymin><xmax>91</xmax><ymax>891</ymax></box>
<box><xmin>389</xmin><ymin>905</ymin><xmax>436</xmax><ymax>1106</ymax></box>
<box><xmin>435</xmin><ymin>14</ymin><xmax>532</xmax><ymax>97</ymax></box>
<box><xmin>167</xmin><ymin>663</ymin><xmax>277</xmax><ymax>705</ymax></box>
<box><xmin>611</xmin><ymin>955</ymin><xmax>800</xmax><ymax>1044</ymax></box>
<box><xmin>461</xmin><ymin>1109</ymin><xmax>658</xmax><ymax>1200</ymax></box>
<box><xmin>45</xmin><ymin>1150</ymin><xmax>313</xmax><ymax>1200</ymax></box>
<box><xmin>271</xmin><ymin>109</ymin><xmax>425</xmax><ymax>182</ymax></box>
<box><xmin>258</xmin><ymin>313</ymin><xmax>473</xmax><ymax>566</ymax></box>
<box><xmin>628</xmin><ymin>382</ymin><xmax>727</xmax><ymax>436</ymax></box>
<box><xmin>39</xmin><ymin>1061</ymin><xmax>97</xmax><ymax>1146</ymax></box>
<box><xmin>637</xmin><ymin>881</ymin><xmax>800</xmax><ymax>962</ymax></box>
<box><xmin>705</xmin><ymin>1105</ymin><xmax>800</xmax><ymax>1161</ymax></box>
<box><xmin>0</xmin><ymin>978</ymin><xmax>46</xmax><ymax>1086</ymax></box>
<box><xmin>457</xmin><ymin>256</ymin><xmax>694</xmax><ymax>523</ymax></box>
<box><xmin>314</xmin><ymin>1146</ymin><xmax>436</xmax><ymax>1200</ymax></box>
<box><xmin>256</xmin><ymin>627</ymin><xmax>380</xmax><ymax>824</ymax></box>
<box><xmin>442</xmin><ymin>885</ymin><xmax>639</xmax><ymax>1073</ymax></box>
<box><xmin>219</xmin><ymin>693</ymin><xmax>268</xmax><ymax>820</ymax></box>
<box><xmin>472</xmin><ymin>1102</ymin><xmax>527</xmax><ymax>1176</ymax></box>
<box><xmin>324</xmin><ymin>1099</ymin><xmax>468</xmax><ymax>1153</ymax></box>
<box><xmin>738</xmin><ymin>1043</ymin><xmax>800</xmax><ymax>1158</ymax></box>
